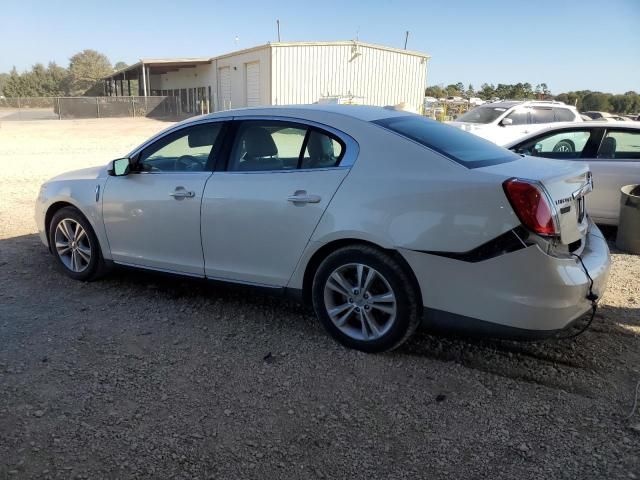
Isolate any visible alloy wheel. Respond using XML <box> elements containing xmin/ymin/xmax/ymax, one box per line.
<box><xmin>54</xmin><ymin>218</ymin><xmax>92</xmax><ymax>273</ymax></box>
<box><xmin>323</xmin><ymin>263</ymin><xmax>397</xmax><ymax>341</ymax></box>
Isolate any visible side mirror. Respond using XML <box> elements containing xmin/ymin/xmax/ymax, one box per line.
<box><xmin>500</xmin><ymin>118</ymin><xmax>513</xmax><ymax>126</ymax></box>
<box><xmin>108</xmin><ymin>158</ymin><xmax>131</xmax><ymax>176</ymax></box>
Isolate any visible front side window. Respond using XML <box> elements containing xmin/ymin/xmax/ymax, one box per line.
<box><xmin>597</xmin><ymin>130</ymin><xmax>640</xmax><ymax>160</ymax></box>
<box><xmin>228</xmin><ymin>121</ymin><xmax>344</xmax><ymax>172</ymax></box>
<box><xmin>138</xmin><ymin>123</ymin><xmax>222</xmax><ymax>172</ymax></box>
<box><xmin>531</xmin><ymin>107</ymin><xmax>554</xmax><ymax>124</ymax></box>
<box><xmin>512</xmin><ymin>129</ymin><xmax>592</xmax><ymax>159</ymax></box>
<box><xmin>456</xmin><ymin>106</ymin><xmax>506</xmax><ymax>124</ymax></box>
<box><xmin>505</xmin><ymin>108</ymin><xmax>529</xmax><ymax>125</ymax></box>
<box><xmin>374</xmin><ymin>116</ymin><xmax>519</xmax><ymax>168</ymax></box>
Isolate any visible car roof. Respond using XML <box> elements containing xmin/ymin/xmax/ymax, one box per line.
<box><xmin>503</xmin><ymin>121</ymin><xmax>640</xmax><ymax>147</ymax></box>
<box><xmin>187</xmin><ymin>104</ymin><xmax>410</xmax><ymax>124</ymax></box>
<box><xmin>480</xmin><ymin>100</ymin><xmax>577</xmax><ymax>110</ymax></box>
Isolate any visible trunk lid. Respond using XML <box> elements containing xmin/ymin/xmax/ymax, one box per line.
<box><xmin>479</xmin><ymin>156</ymin><xmax>592</xmax><ymax>245</ymax></box>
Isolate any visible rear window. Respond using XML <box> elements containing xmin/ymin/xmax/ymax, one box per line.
<box><xmin>373</xmin><ymin>116</ymin><xmax>519</xmax><ymax>168</ymax></box>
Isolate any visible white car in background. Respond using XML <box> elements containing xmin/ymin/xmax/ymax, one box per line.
<box><xmin>505</xmin><ymin>122</ymin><xmax>640</xmax><ymax>225</ymax></box>
<box><xmin>448</xmin><ymin>100</ymin><xmax>582</xmax><ymax>145</ymax></box>
<box><xmin>35</xmin><ymin>105</ymin><xmax>609</xmax><ymax>352</ymax></box>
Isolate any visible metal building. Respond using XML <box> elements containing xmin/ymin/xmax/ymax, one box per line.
<box><xmin>102</xmin><ymin>41</ymin><xmax>430</xmax><ymax>114</ymax></box>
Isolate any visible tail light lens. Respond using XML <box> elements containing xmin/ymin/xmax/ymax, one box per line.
<box><xmin>503</xmin><ymin>178</ymin><xmax>558</xmax><ymax>236</ymax></box>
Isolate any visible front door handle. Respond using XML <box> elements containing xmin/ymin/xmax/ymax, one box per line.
<box><xmin>287</xmin><ymin>190</ymin><xmax>321</xmax><ymax>204</ymax></box>
<box><xmin>170</xmin><ymin>188</ymin><xmax>195</xmax><ymax>199</ymax></box>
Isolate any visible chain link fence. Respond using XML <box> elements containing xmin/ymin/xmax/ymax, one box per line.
<box><xmin>0</xmin><ymin>96</ymin><xmax>182</xmax><ymax>121</ymax></box>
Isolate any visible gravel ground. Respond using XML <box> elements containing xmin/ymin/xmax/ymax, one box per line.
<box><xmin>1</xmin><ymin>118</ymin><xmax>639</xmax><ymax>479</ymax></box>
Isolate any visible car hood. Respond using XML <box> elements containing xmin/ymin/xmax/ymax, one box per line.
<box><xmin>47</xmin><ymin>165</ymin><xmax>107</xmax><ymax>183</ymax></box>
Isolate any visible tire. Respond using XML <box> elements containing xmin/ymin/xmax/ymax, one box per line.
<box><xmin>552</xmin><ymin>140</ymin><xmax>574</xmax><ymax>153</ymax></box>
<box><xmin>48</xmin><ymin>206</ymin><xmax>106</xmax><ymax>281</ymax></box>
<box><xmin>311</xmin><ymin>245</ymin><xmax>421</xmax><ymax>353</ymax></box>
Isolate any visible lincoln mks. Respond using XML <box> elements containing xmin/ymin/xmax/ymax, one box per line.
<box><xmin>36</xmin><ymin>105</ymin><xmax>610</xmax><ymax>352</ymax></box>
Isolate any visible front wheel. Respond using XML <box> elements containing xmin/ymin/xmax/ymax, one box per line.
<box><xmin>49</xmin><ymin>207</ymin><xmax>105</xmax><ymax>281</ymax></box>
<box><xmin>312</xmin><ymin>245</ymin><xmax>421</xmax><ymax>353</ymax></box>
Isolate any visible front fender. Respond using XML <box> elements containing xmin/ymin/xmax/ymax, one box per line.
<box><xmin>37</xmin><ymin>178</ymin><xmax>112</xmax><ymax>260</ymax></box>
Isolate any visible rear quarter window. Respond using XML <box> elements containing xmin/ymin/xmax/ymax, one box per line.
<box><xmin>373</xmin><ymin>116</ymin><xmax>519</xmax><ymax>168</ymax></box>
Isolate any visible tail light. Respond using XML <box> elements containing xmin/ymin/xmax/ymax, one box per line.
<box><xmin>503</xmin><ymin>178</ymin><xmax>558</xmax><ymax>236</ymax></box>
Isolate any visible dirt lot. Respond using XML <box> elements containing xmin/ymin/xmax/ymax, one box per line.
<box><xmin>1</xmin><ymin>118</ymin><xmax>639</xmax><ymax>479</ymax></box>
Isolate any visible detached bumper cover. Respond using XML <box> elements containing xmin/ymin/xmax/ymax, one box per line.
<box><xmin>400</xmin><ymin>224</ymin><xmax>610</xmax><ymax>335</ymax></box>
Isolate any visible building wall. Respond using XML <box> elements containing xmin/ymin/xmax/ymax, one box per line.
<box><xmin>151</xmin><ymin>64</ymin><xmax>214</xmax><ymax>93</ymax></box>
<box><xmin>271</xmin><ymin>43</ymin><xmax>428</xmax><ymax>112</ymax></box>
<box><xmin>140</xmin><ymin>42</ymin><xmax>428</xmax><ymax>113</ymax></box>
<box><xmin>214</xmin><ymin>46</ymin><xmax>271</xmax><ymax>111</ymax></box>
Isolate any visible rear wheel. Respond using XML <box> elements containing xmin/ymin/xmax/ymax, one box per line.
<box><xmin>49</xmin><ymin>207</ymin><xmax>105</xmax><ymax>281</ymax></box>
<box><xmin>312</xmin><ymin>245</ymin><xmax>421</xmax><ymax>353</ymax></box>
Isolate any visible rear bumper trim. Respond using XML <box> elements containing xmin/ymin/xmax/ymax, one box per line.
<box><xmin>422</xmin><ymin>307</ymin><xmax>586</xmax><ymax>341</ymax></box>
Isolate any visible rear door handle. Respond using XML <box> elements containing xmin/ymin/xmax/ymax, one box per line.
<box><xmin>170</xmin><ymin>188</ymin><xmax>195</xmax><ymax>199</ymax></box>
<box><xmin>287</xmin><ymin>190</ymin><xmax>321</xmax><ymax>204</ymax></box>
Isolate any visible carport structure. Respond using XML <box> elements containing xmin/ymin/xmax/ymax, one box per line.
<box><xmin>103</xmin><ymin>58</ymin><xmax>213</xmax><ymax>113</ymax></box>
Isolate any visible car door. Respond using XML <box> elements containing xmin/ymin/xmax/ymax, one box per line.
<box><xmin>102</xmin><ymin>121</ymin><xmax>226</xmax><ymax>275</ymax></box>
<box><xmin>201</xmin><ymin>118</ymin><xmax>355</xmax><ymax>286</ymax></box>
<box><xmin>584</xmin><ymin>128</ymin><xmax>640</xmax><ymax>224</ymax></box>
<box><xmin>493</xmin><ymin>107</ymin><xmax>530</xmax><ymax>145</ymax></box>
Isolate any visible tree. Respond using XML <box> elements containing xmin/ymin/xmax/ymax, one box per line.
<box><xmin>425</xmin><ymin>85</ymin><xmax>446</xmax><ymax>98</ymax></box>
<box><xmin>0</xmin><ymin>72</ymin><xmax>9</xmax><ymax>96</ymax></box>
<box><xmin>445</xmin><ymin>83</ymin><xmax>463</xmax><ymax>96</ymax></box>
<box><xmin>466</xmin><ymin>84</ymin><xmax>475</xmax><ymax>97</ymax></box>
<box><xmin>68</xmin><ymin>49</ymin><xmax>112</xmax><ymax>95</ymax></box>
<box><xmin>478</xmin><ymin>83</ymin><xmax>495</xmax><ymax>100</ymax></box>
<box><xmin>114</xmin><ymin>61</ymin><xmax>128</xmax><ymax>71</ymax></box>
<box><xmin>581</xmin><ymin>92</ymin><xmax>611</xmax><ymax>112</ymax></box>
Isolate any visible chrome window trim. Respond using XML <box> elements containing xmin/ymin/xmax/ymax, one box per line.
<box><xmin>215</xmin><ymin>166</ymin><xmax>351</xmax><ymax>175</ymax></box>
<box><xmin>230</xmin><ymin>115</ymin><xmax>359</xmax><ymax>169</ymax></box>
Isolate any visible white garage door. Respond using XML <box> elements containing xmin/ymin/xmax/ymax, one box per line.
<box><xmin>245</xmin><ymin>62</ymin><xmax>260</xmax><ymax>107</ymax></box>
<box><xmin>218</xmin><ymin>67</ymin><xmax>231</xmax><ymax>110</ymax></box>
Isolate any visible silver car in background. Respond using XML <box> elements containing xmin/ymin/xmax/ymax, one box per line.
<box><xmin>505</xmin><ymin>121</ymin><xmax>640</xmax><ymax>225</ymax></box>
<box><xmin>35</xmin><ymin>105</ymin><xmax>610</xmax><ymax>352</ymax></box>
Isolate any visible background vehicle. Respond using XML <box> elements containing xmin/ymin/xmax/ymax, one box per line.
<box><xmin>448</xmin><ymin>100</ymin><xmax>582</xmax><ymax>145</ymax></box>
<box><xmin>35</xmin><ymin>106</ymin><xmax>609</xmax><ymax>352</ymax></box>
<box><xmin>505</xmin><ymin>122</ymin><xmax>640</xmax><ymax>225</ymax></box>
<box><xmin>582</xmin><ymin>111</ymin><xmax>612</xmax><ymax>120</ymax></box>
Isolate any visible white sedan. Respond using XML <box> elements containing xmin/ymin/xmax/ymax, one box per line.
<box><xmin>504</xmin><ymin>122</ymin><xmax>640</xmax><ymax>225</ymax></box>
<box><xmin>36</xmin><ymin>105</ymin><xmax>610</xmax><ymax>352</ymax></box>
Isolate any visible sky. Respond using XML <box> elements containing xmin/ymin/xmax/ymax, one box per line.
<box><xmin>1</xmin><ymin>0</ymin><xmax>639</xmax><ymax>94</ymax></box>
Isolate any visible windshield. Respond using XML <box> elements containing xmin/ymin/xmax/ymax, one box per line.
<box><xmin>456</xmin><ymin>106</ymin><xmax>506</xmax><ymax>124</ymax></box>
<box><xmin>374</xmin><ymin>116</ymin><xmax>519</xmax><ymax>168</ymax></box>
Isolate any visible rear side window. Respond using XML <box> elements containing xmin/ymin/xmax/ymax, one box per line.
<box><xmin>554</xmin><ymin>108</ymin><xmax>575</xmax><ymax>122</ymax></box>
<box><xmin>228</xmin><ymin>121</ymin><xmax>344</xmax><ymax>172</ymax></box>
<box><xmin>531</xmin><ymin>107</ymin><xmax>554</xmax><ymax>124</ymax></box>
<box><xmin>597</xmin><ymin>130</ymin><xmax>640</xmax><ymax>160</ymax></box>
<box><xmin>512</xmin><ymin>129</ymin><xmax>592</xmax><ymax>159</ymax></box>
<box><xmin>374</xmin><ymin>116</ymin><xmax>519</xmax><ymax>168</ymax></box>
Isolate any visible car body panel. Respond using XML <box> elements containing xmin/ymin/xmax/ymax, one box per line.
<box><xmin>202</xmin><ymin>168</ymin><xmax>349</xmax><ymax>286</ymax></box>
<box><xmin>102</xmin><ymin>172</ymin><xmax>212</xmax><ymax>275</ymax></box>
<box><xmin>398</xmin><ymin>221</ymin><xmax>609</xmax><ymax>332</ymax></box>
<box><xmin>35</xmin><ymin>166</ymin><xmax>112</xmax><ymax>260</ymax></box>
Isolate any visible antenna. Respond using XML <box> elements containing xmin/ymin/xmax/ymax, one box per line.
<box><xmin>404</xmin><ymin>31</ymin><xmax>409</xmax><ymax>49</ymax></box>
<box><xmin>277</xmin><ymin>19</ymin><xmax>281</xmax><ymax>41</ymax></box>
